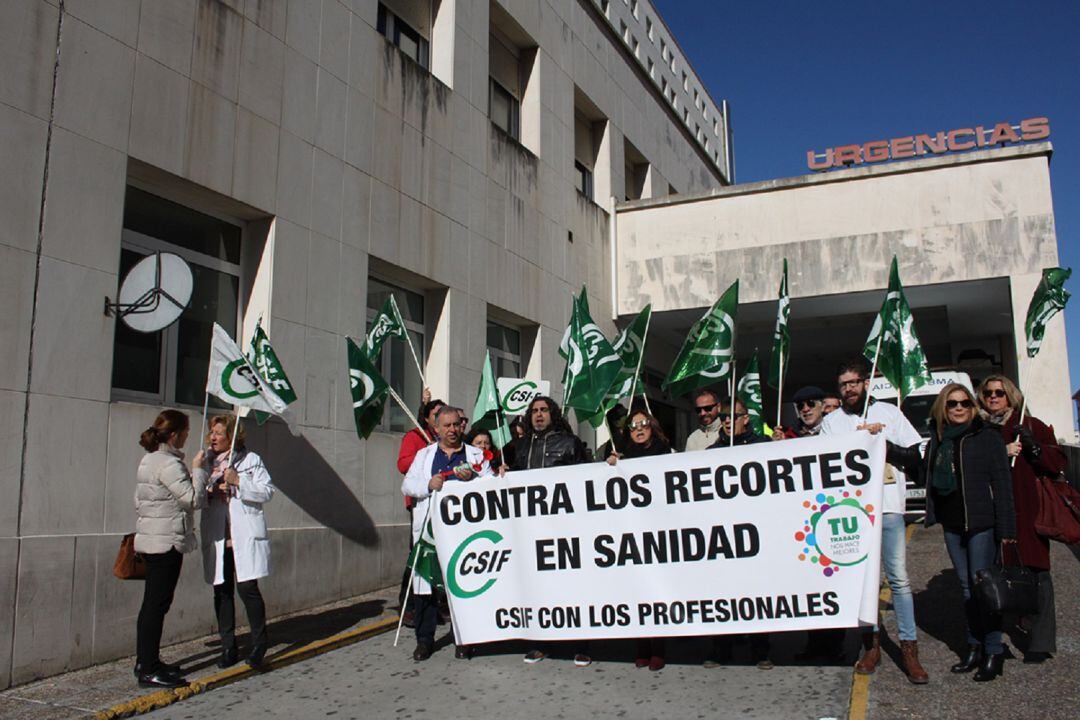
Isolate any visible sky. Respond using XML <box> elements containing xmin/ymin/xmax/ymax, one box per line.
<box><xmin>658</xmin><ymin>0</ymin><xmax>1080</xmax><ymax>421</ymax></box>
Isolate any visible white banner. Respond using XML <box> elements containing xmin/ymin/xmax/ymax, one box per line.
<box><xmin>496</xmin><ymin>378</ymin><xmax>551</xmax><ymax>415</ymax></box>
<box><xmin>431</xmin><ymin>432</ymin><xmax>885</xmax><ymax>644</ymax></box>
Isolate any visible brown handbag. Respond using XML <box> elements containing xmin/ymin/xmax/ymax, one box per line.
<box><xmin>1034</xmin><ymin>474</ymin><xmax>1080</xmax><ymax>545</ymax></box>
<box><xmin>113</xmin><ymin>533</ymin><xmax>147</xmax><ymax>580</ymax></box>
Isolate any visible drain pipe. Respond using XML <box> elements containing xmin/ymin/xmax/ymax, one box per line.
<box><xmin>609</xmin><ymin>194</ymin><xmax>618</xmax><ymax>321</ymax></box>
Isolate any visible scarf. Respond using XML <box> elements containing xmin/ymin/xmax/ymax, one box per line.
<box><xmin>981</xmin><ymin>407</ymin><xmax>1013</xmax><ymax>427</ymax></box>
<box><xmin>932</xmin><ymin>423</ymin><xmax>968</xmax><ymax>495</ymax></box>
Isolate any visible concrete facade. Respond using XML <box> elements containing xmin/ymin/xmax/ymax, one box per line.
<box><xmin>0</xmin><ymin>0</ymin><xmax>726</xmax><ymax>688</ymax></box>
<box><xmin>615</xmin><ymin>144</ymin><xmax>1073</xmax><ymax>438</ymax></box>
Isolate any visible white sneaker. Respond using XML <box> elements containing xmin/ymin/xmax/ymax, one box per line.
<box><xmin>523</xmin><ymin>649</ymin><xmax>546</xmax><ymax>664</ymax></box>
<box><xmin>573</xmin><ymin>654</ymin><xmax>592</xmax><ymax>667</ymax></box>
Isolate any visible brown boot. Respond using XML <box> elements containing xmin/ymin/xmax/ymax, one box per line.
<box><xmin>900</xmin><ymin>640</ymin><xmax>929</xmax><ymax>684</ymax></box>
<box><xmin>854</xmin><ymin>632</ymin><xmax>880</xmax><ymax>674</ymax></box>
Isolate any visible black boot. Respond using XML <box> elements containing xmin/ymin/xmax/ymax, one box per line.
<box><xmin>950</xmin><ymin>644</ymin><xmax>981</xmax><ymax>673</ymax></box>
<box><xmin>218</xmin><ymin>644</ymin><xmax>239</xmax><ymax>668</ymax></box>
<box><xmin>973</xmin><ymin>652</ymin><xmax>1004</xmax><ymax>682</ymax></box>
<box><xmin>247</xmin><ymin>641</ymin><xmax>268</xmax><ymax>669</ymax></box>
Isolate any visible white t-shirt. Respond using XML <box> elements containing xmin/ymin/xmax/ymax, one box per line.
<box><xmin>820</xmin><ymin>400</ymin><xmax>922</xmax><ymax>515</ymax></box>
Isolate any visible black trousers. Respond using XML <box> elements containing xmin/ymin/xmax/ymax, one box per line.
<box><xmin>414</xmin><ymin>593</ymin><xmax>439</xmax><ymax>646</ymax></box>
<box><xmin>214</xmin><ymin>546</ymin><xmax>267</xmax><ymax>651</ymax></box>
<box><xmin>136</xmin><ymin>548</ymin><xmax>183</xmax><ymax>672</ymax></box>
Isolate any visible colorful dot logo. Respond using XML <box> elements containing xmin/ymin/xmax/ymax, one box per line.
<box><xmin>795</xmin><ymin>492</ymin><xmax>875</xmax><ymax>577</ymax></box>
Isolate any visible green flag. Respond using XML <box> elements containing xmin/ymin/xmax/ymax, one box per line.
<box><xmin>862</xmin><ymin>257</ymin><xmax>932</xmax><ymax>400</ymax></box>
<box><xmin>472</xmin><ymin>351</ymin><xmax>511</xmax><ymax>449</ymax></box>
<box><xmin>767</xmin><ymin>259</ymin><xmax>790</xmax><ymax>390</ymax></box>
<box><xmin>559</xmin><ymin>289</ymin><xmax>622</xmax><ymax>418</ymax></box>
<box><xmin>249</xmin><ymin>323</ymin><xmax>298</xmax><ymax>426</ymax></box>
<box><xmin>663</xmin><ymin>280</ymin><xmax>739</xmax><ymax>398</ymax></box>
<box><xmin>365</xmin><ymin>295</ymin><xmax>408</xmax><ymax>361</ymax></box>
<box><xmin>346</xmin><ymin>336</ymin><xmax>389</xmax><ymax>439</ymax></box>
<box><xmin>737</xmin><ymin>351</ymin><xmax>764</xmax><ymax>436</ymax></box>
<box><xmin>1025</xmin><ymin>267</ymin><xmax>1072</xmax><ymax>358</ymax></box>
<box><xmin>407</xmin><ymin>516</ymin><xmax>443</xmax><ymax>591</ymax></box>
<box><xmin>585</xmin><ymin>305</ymin><xmax>651</xmax><ymax>428</ymax></box>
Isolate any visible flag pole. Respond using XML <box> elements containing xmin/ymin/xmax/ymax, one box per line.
<box><xmin>198</xmin><ymin>393</ymin><xmax>210</xmax><ymax>453</ymax></box>
<box><xmin>863</xmin><ymin>333</ymin><xmax>884</xmax><ymax>421</ymax></box>
<box><xmin>226</xmin><ymin>408</ymin><xmax>242</xmax><ymax>468</ymax></box>
<box><xmin>775</xmin><ymin>348</ymin><xmax>784</xmax><ymax>428</ymax></box>
<box><xmin>631</xmin><ymin>310</ymin><xmax>652</xmax><ymax>416</ymax></box>
<box><xmin>403</xmin><ymin>333</ymin><xmax>426</xmax><ymax>388</ymax></box>
<box><xmin>394</xmin><ymin>492</ymin><xmax>436</xmax><ymax>647</ymax></box>
<box><xmin>387</xmin><ymin>384</ymin><xmax>433</xmax><ymax>442</ymax></box>
<box><xmin>729</xmin><ymin>365</ymin><xmax>737</xmax><ymax>448</ymax></box>
<box><xmin>1011</xmin><ymin>359</ymin><xmax>1028</xmax><ymax>468</ymax></box>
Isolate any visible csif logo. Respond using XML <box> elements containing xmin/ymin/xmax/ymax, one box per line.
<box><xmin>447</xmin><ymin>530</ymin><xmax>511</xmax><ymax>599</ymax></box>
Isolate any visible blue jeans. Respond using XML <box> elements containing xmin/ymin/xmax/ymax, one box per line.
<box><xmin>943</xmin><ymin>528</ymin><xmax>1003</xmax><ymax>654</ymax></box>
<box><xmin>879</xmin><ymin>513</ymin><xmax>917</xmax><ymax>641</ymax></box>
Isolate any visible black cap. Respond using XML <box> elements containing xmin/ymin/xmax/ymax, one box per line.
<box><xmin>792</xmin><ymin>386</ymin><xmax>826</xmax><ymax>403</ymax></box>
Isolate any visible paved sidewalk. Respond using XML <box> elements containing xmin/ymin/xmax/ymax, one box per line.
<box><xmin>0</xmin><ymin>586</ymin><xmax>399</xmax><ymax>720</ymax></box>
<box><xmin>867</xmin><ymin>526</ymin><xmax>1079</xmax><ymax>720</ymax></box>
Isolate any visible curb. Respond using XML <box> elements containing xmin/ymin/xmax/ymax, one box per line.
<box><xmin>846</xmin><ymin>522</ymin><xmax>918</xmax><ymax>720</ymax></box>
<box><xmin>93</xmin><ymin>615</ymin><xmax>400</xmax><ymax>719</ymax></box>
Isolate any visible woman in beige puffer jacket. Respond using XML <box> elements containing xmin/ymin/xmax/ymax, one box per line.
<box><xmin>132</xmin><ymin>410</ymin><xmax>208</xmax><ymax>688</ymax></box>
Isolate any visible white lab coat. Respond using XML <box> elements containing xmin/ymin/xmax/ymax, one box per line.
<box><xmin>200</xmin><ymin>449</ymin><xmax>275</xmax><ymax>585</ymax></box>
<box><xmin>401</xmin><ymin>442</ymin><xmax>492</xmax><ymax>595</ymax></box>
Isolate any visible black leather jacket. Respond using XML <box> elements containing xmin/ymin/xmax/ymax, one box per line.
<box><xmin>509</xmin><ymin>429</ymin><xmax>588</xmax><ymax>470</ymax></box>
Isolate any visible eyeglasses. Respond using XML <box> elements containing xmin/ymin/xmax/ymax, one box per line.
<box><xmin>695</xmin><ymin>403</ymin><xmax>717</xmax><ymax>414</ymax></box>
<box><xmin>628</xmin><ymin>420</ymin><xmax>650</xmax><ymax>430</ymax></box>
<box><xmin>982</xmin><ymin>389</ymin><xmax>1006</xmax><ymax>399</ymax></box>
<box><xmin>946</xmin><ymin>399</ymin><xmax>975</xmax><ymax>409</ymax></box>
<box><xmin>719</xmin><ymin>412</ymin><xmax>746</xmax><ymax>420</ymax></box>
<box><xmin>838</xmin><ymin>378</ymin><xmax>866</xmax><ymax>389</ymax></box>
<box><xmin>796</xmin><ymin>400</ymin><xmax>820</xmax><ymax>410</ymax></box>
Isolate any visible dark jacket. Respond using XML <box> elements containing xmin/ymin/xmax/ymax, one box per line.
<box><xmin>923</xmin><ymin>417</ymin><xmax>1016</xmax><ymax>540</ymax></box>
<box><xmin>509</xmin><ymin>428</ymin><xmax>588</xmax><ymax>470</ymax></box>
<box><xmin>707</xmin><ymin>430</ymin><xmax>770</xmax><ymax>449</ymax></box>
<box><xmin>622</xmin><ymin>437</ymin><xmax>672</xmax><ymax>459</ymax></box>
<box><xmin>990</xmin><ymin>412</ymin><xmax>1066</xmax><ymax>569</ymax></box>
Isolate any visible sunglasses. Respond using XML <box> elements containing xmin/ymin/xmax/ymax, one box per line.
<box><xmin>796</xmin><ymin>400</ymin><xmax>820</xmax><ymax>410</ymax></box>
<box><xmin>982</xmin><ymin>389</ymin><xmax>1006</xmax><ymax>399</ymax></box>
<box><xmin>628</xmin><ymin>420</ymin><xmax>650</xmax><ymax>430</ymax></box>
<box><xmin>695</xmin><ymin>403</ymin><xmax>718</xmax><ymax>414</ymax></box>
<box><xmin>839</xmin><ymin>378</ymin><xmax>866</xmax><ymax>389</ymax></box>
<box><xmin>946</xmin><ymin>399</ymin><xmax>975</xmax><ymax>409</ymax></box>
<box><xmin>719</xmin><ymin>412</ymin><xmax>746</xmax><ymax>420</ymax></box>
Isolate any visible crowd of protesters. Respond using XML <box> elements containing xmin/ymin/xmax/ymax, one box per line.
<box><xmin>128</xmin><ymin>358</ymin><xmax>1065</xmax><ymax>688</ymax></box>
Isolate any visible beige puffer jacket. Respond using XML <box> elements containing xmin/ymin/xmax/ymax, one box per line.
<box><xmin>134</xmin><ymin>446</ymin><xmax>208</xmax><ymax>554</ymax></box>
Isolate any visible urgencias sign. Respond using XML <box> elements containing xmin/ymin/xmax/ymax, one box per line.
<box><xmin>807</xmin><ymin>117</ymin><xmax>1049</xmax><ymax>170</ymax></box>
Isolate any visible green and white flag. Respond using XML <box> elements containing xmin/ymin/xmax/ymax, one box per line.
<box><xmin>346</xmin><ymin>336</ymin><xmax>389</xmax><ymax>439</ymax></box>
<box><xmin>585</xmin><ymin>305</ymin><xmax>651</xmax><ymax>428</ymax></box>
<box><xmin>365</xmin><ymin>295</ymin><xmax>408</xmax><ymax>361</ymax></box>
<box><xmin>663</xmin><ymin>280</ymin><xmax>739</xmax><ymax>398</ymax></box>
<box><xmin>737</xmin><ymin>351</ymin><xmax>764</xmax><ymax>436</ymax></box>
<box><xmin>559</xmin><ymin>289</ymin><xmax>623</xmax><ymax>418</ymax></box>
<box><xmin>1025</xmin><ymin>267</ymin><xmax>1072</xmax><ymax>358</ymax></box>
<box><xmin>767</xmin><ymin>259</ymin><xmax>790</xmax><ymax>390</ymax></box>
<box><xmin>248</xmin><ymin>322</ymin><xmax>298</xmax><ymax>425</ymax></box>
<box><xmin>407</xmin><ymin>516</ymin><xmax>443</xmax><ymax>591</ymax></box>
<box><xmin>206</xmin><ymin>323</ymin><xmax>289</xmax><ymax>413</ymax></box>
<box><xmin>472</xmin><ymin>351</ymin><xmax>511</xmax><ymax>449</ymax></box>
<box><xmin>862</xmin><ymin>257</ymin><xmax>932</xmax><ymax>400</ymax></box>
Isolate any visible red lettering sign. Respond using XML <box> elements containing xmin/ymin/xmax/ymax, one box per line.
<box><xmin>807</xmin><ymin>117</ymin><xmax>1050</xmax><ymax>170</ymax></box>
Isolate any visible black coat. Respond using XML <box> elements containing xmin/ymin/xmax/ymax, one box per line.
<box><xmin>707</xmin><ymin>431</ymin><xmax>769</xmax><ymax>449</ymax></box>
<box><xmin>622</xmin><ymin>437</ymin><xmax>672</xmax><ymax>458</ymax></box>
<box><xmin>509</xmin><ymin>429</ymin><xmax>588</xmax><ymax>470</ymax></box>
<box><xmin>923</xmin><ymin>417</ymin><xmax>1016</xmax><ymax>540</ymax></box>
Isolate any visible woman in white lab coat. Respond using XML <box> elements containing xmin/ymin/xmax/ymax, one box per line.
<box><xmin>200</xmin><ymin>414</ymin><xmax>275</xmax><ymax>668</ymax></box>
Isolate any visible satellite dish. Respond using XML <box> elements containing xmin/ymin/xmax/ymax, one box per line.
<box><xmin>105</xmin><ymin>252</ymin><xmax>194</xmax><ymax>333</ymax></box>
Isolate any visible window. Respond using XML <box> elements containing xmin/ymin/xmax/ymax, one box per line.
<box><xmin>487</xmin><ymin>322</ymin><xmax>522</xmax><ymax>378</ymax></box>
<box><xmin>575</xmin><ymin>160</ymin><xmax>593</xmax><ymax>200</ymax></box>
<box><xmin>660</xmin><ymin>40</ymin><xmax>668</xmax><ymax>61</ymax></box>
<box><xmin>620</xmin><ymin>20</ymin><xmax>629</xmax><ymax>43</ymax></box>
<box><xmin>683</xmin><ymin>108</ymin><xmax>689</xmax><ymax>124</ymax></box>
<box><xmin>661</xmin><ymin>76</ymin><xmax>668</xmax><ymax>94</ymax></box>
<box><xmin>377</xmin><ymin>2</ymin><xmax>430</xmax><ymax>69</ymax></box>
<box><xmin>682</xmin><ymin>71</ymin><xmax>689</xmax><ymax>91</ymax></box>
<box><xmin>630</xmin><ymin>0</ymin><xmax>638</xmax><ymax>19</ymax></box>
<box><xmin>489</xmin><ymin>79</ymin><xmax>520</xmax><ymax>140</ymax></box>
<box><xmin>645</xmin><ymin>16</ymin><xmax>653</xmax><ymax>40</ymax></box>
<box><xmin>112</xmin><ymin>187</ymin><xmax>242</xmax><ymax>408</ymax></box>
<box><xmin>647</xmin><ymin>57</ymin><xmax>654</xmax><ymax>78</ymax></box>
<box><xmin>600</xmin><ymin>0</ymin><xmax>609</xmax><ymax>15</ymax></box>
<box><xmin>631</xmin><ymin>36</ymin><xmax>639</xmax><ymax>57</ymax></box>
<box><xmin>367</xmin><ymin>278</ymin><xmax>425</xmax><ymax>432</ymax></box>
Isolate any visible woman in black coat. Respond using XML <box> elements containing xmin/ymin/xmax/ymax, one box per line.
<box><xmin>923</xmin><ymin>383</ymin><xmax>1017</xmax><ymax>682</ymax></box>
<box><xmin>606</xmin><ymin>409</ymin><xmax>671</xmax><ymax>670</ymax></box>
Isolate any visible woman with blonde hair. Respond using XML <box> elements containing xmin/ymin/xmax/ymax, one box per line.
<box><xmin>976</xmin><ymin>374</ymin><xmax>1066</xmax><ymax>663</ymax></box>
<box><xmin>201</xmin><ymin>414</ymin><xmax>276</xmax><ymax>668</ymax></box>
<box><xmin>923</xmin><ymin>383</ymin><xmax>1016</xmax><ymax>681</ymax></box>
<box><xmin>134</xmin><ymin>410</ymin><xmax>207</xmax><ymax>688</ymax></box>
